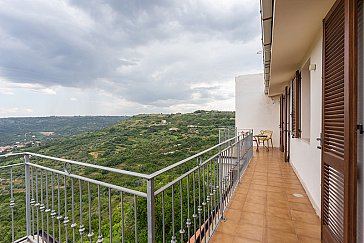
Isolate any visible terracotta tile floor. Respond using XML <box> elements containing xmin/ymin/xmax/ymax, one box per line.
<box><xmin>210</xmin><ymin>149</ymin><xmax>321</xmax><ymax>243</ymax></box>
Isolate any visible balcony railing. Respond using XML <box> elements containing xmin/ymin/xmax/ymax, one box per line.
<box><xmin>0</xmin><ymin>129</ymin><xmax>253</xmax><ymax>243</ymax></box>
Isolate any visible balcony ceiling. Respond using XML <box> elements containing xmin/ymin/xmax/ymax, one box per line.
<box><xmin>263</xmin><ymin>0</ymin><xmax>335</xmax><ymax>96</ymax></box>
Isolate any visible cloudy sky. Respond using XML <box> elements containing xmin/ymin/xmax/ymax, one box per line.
<box><xmin>0</xmin><ymin>0</ymin><xmax>262</xmax><ymax>117</ymax></box>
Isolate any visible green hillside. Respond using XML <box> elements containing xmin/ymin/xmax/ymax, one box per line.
<box><xmin>0</xmin><ymin>116</ymin><xmax>127</xmax><ymax>146</ymax></box>
<box><xmin>0</xmin><ymin>110</ymin><xmax>235</xmax><ymax>242</ymax></box>
<box><xmin>24</xmin><ymin>110</ymin><xmax>234</xmax><ymax>174</ymax></box>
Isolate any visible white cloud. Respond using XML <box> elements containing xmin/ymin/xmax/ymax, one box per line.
<box><xmin>0</xmin><ymin>107</ymin><xmax>34</xmax><ymax>117</ymax></box>
<box><xmin>0</xmin><ymin>80</ymin><xmax>57</xmax><ymax>95</ymax></box>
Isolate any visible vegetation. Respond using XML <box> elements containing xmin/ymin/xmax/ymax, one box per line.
<box><xmin>0</xmin><ymin>111</ymin><xmax>235</xmax><ymax>242</ymax></box>
<box><xmin>0</xmin><ymin>116</ymin><xmax>127</xmax><ymax>146</ymax></box>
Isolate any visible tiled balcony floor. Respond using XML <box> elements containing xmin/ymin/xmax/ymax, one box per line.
<box><xmin>210</xmin><ymin>149</ymin><xmax>321</xmax><ymax>243</ymax></box>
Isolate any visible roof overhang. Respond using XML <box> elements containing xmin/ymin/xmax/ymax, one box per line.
<box><xmin>260</xmin><ymin>0</ymin><xmax>335</xmax><ymax>96</ymax></box>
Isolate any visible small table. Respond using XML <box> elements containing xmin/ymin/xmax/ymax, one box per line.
<box><xmin>253</xmin><ymin>134</ymin><xmax>268</xmax><ymax>152</ymax></box>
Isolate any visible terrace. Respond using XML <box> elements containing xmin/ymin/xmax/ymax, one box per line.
<box><xmin>210</xmin><ymin>148</ymin><xmax>320</xmax><ymax>243</ymax></box>
<box><xmin>0</xmin><ymin>129</ymin><xmax>320</xmax><ymax>243</ymax></box>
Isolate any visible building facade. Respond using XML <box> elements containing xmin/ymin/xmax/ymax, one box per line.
<box><xmin>247</xmin><ymin>0</ymin><xmax>364</xmax><ymax>242</ymax></box>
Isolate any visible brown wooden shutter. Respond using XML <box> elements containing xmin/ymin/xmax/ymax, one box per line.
<box><xmin>321</xmin><ymin>0</ymin><xmax>358</xmax><ymax>242</ymax></box>
<box><xmin>291</xmin><ymin>70</ymin><xmax>301</xmax><ymax>138</ymax></box>
<box><xmin>280</xmin><ymin>95</ymin><xmax>284</xmax><ymax>152</ymax></box>
<box><xmin>284</xmin><ymin>86</ymin><xmax>290</xmax><ymax>162</ymax></box>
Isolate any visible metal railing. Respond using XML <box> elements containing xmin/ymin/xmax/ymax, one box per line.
<box><xmin>0</xmin><ymin>129</ymin><xmax>253</xmax><ymax>243</ymax></box>
<box><xmin>218</xmin><ymin>127</ymin><xmax>237</xmax><ymax>143</ymax></box>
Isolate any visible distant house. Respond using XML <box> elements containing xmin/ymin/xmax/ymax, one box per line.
<box><xmin>0</xmin><ymin>146</ymin><xmax>13</xmax><ymax>152</ymax></box>
<box><xmin>161</xmin><ymin>120</ymin><xmax>167</xmax><ymax>125</ymax></box>
<box><xmin>168</xmin><ymin>127</ymin><xmax>179</xmax><ymax>132</ymax></box>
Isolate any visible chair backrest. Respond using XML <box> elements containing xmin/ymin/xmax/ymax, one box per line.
<box><xmin>260</xmin><ymin>130</ymin><xmax>273</xmax><ymax>139</ymax></box>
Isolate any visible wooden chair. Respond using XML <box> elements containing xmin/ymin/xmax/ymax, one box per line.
<box><xmin>258</xmin><ymin>130</ymin><xmax>273</xmax><ymax>151</ymax></box>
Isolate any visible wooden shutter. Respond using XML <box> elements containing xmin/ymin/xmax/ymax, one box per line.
<box><xmin>292</xmin><ymin>70</ymin><xmax>301</xmax><ymax>138</ymax></box>
<box><xmin>284</xmin><ymin>86</ymin><xmax>290</xmax><ymax>162</ymax></box>
<box><xmin>321</xmin><ymin>0</ymin><xmax>358</xmax><ymax>242</ymax></box>
<box><xmin>280</xmin><ymin>95</ymin><xmax>284</xmax><ymax>152</ymax></box>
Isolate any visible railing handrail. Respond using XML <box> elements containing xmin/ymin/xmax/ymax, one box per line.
<box><xmin>0</xmin><ymin>151</ymin><xmax>151</xmax><ymax>179</ymax></box>
<box><xmin>149</xmin><ymin>132</ymin><xmax>251</xmax><ymax>178</ymax></box>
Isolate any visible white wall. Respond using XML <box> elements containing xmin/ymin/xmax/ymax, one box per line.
<box><xmin>235</xmin><ymin>73</ymin><xmax>280</xmax><ymax>147</ymax></box>
<box><xmin>290</xmin><ymin>35</ymin><xmax>323</xmax><ymax>214</ymax></box>
<box><xmin>301</xmin><ymin>61</ymin><xmax>311</xmax><ymax>140</ymax></box>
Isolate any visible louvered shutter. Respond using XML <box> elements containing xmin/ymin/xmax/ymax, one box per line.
<box><xmin>321</xmin><ymin>0</ymin><xmax>358</xmax><ymax>242</ymax></box>
<box><xmin>280</xmin><ymin>95</ymin><xmax>284</xmax><ymax>152</ymax></box>
<box><xmin>284</xmin><ymin>86</ymin><xmax>290</xmax><ymax>162</ymax></box>
<box><xmin>291</xmin><ymin>71</ymin><xmax>301</xmax><ymax>138</ymax></box>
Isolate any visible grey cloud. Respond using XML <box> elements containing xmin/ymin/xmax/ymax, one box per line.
<box><xmin>0</xmin><ymin>0</ymin><xmax>261</xmax><ymax>107</ymax></box>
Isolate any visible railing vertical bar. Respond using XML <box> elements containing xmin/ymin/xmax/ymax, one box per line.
<box><xmin>219</xmin><ymin>150</ymin><xmax>224</xmax><ymax>221</ymax></box>
<box><xmin>133</xmin><ymin>194</ymin><xmax>138</xmax><ymax>243</ymax></box>
<box><xmin>229</xmin><ymin>147</ymin><xmax>232</xmax><ymax>198</ymax></box>
<box><xmin>226</xmin><ymin>149</ymin><xmax>229</xmax><ymax>194</ymax></box>
<box><xmin>186</xmin><ymin>174</ymin><xmax>191</xmax><ymax>242</ymax></box>
<box><xmin>97</xmin><ymin>185</ymin><xmax>103</xmax><ymax>242</ymax></box>
<box><xmin>197</xmin><ymin>158</ymin><xmax>202</xmax><ymax>243</ymax></box>
<box><xmin>207</xmin><ymin>161</ymin><xmax>211</xmax><ymax>238</ymax></box>
<box><xmin>79</xmin><ymin>179</ymin><xmax>85</xmax><ymax>243</ymax></box>
<box><xmin>213</xmin><ymin>159</ymin><xmax>217</xmax><ymax>228</ymax></box>
<box><xmin>231</xmin><ymin>145</ymin><xmax>235</xmax><ymax>193</ymax></box>
<box><xmin>108</xmin><ymin>187</ymin><xmax>112</xmax><ymax>243</ymax></box>
<box><xmin>24</xmin><ymin>155</ymin><xmax>32</xmax><ymax>239</ymax></box>
<box><xmin>146</xmin><ymin>179</ymin><xmax>155</xmax><ymax>243</ymax></box>
<box><xmin>40</xmin><ymin>170</ymin><xmax>45</xmax><ymax>241</ymax></box>
<box><xmin>51</xmin><ymin>172</ymin><xmax>56</xmax><ymax>241</ymax></box>
<box><xmin>87</xmin><ymin>182</ymin><xmax>93</xmax><ymax>242</ymax></box>
<box><xmin>71</xmin><ymin>177</ymin><xmax>76</xmax><ymax>243</ymax></box>
<box><xmin>208</xmin><ymin>161</ymin><xmax>211</xmax><ymax>239</ymax></box>
<box><xmin>237</xmin><ymin>136</ymin><xmax>241</xmax><ymax>179</ymax></box>
<box><xmin>10</xmin><ymin>167</ymin><xmax>15</xmax><ymax>242</ymax></box>
<box><xmin>171</xmin><ymin>184</ymin><xmax>176</xmax><ymax>243</ymax></box>
<box><xmin>57</xmin><ymin>173</ymin><xmax>62</xmax><ymax>243</ymax></box>
<box><xmin>45</xmin><ymin>171</ymin><xmax>50</xmax><ymax>243</ymax></box>
<box><xmin>64</xmin><ymin>174</ymin><xmax>69</xmax><ymax>243</ymax></box>
<box><xmin>192</xmin><ymin>170</ymin><xmax>197</xmax><ymax>243</ymax></box>
<box><xmin>31</xmin><ymin>166</ymin><xmax>35</xmax><ymax>240</ymax></box>
<box><xmin>213</xmin><ymin>159</ymin><xmax>217</xmax><ymax>231</ymax></box>
<box><xmin>216</xmin><ymin>156</ymin><xmax>220</xmax><ymax>223</ymax></box>
<box><xmin>231</xmin><ymin>145</ymin><xmax>233</xmax><ymax>192</ymax></box>
<box><xmin>179</xmin><ymin>179</ymin><xmax>184</xmax><ymax>243</ymax></box>
<box><xmin>222</xmin><ymin>150</ymin><xmax>226</xmax><ymax>210</ymax></box>
<box><xmin>161</xmin><ymin>191</ymin><xmax>165</xmax><ymax>243</ymax></box>
<box><xmin>227</xmin><ymin>148</ymin><xmax>230</xmax><ymax>204</ymax></box>
<box><xmin>225</xmin><ymin>149</ymin><xmax>229</xmax><ymax>201</ymax></box>
<box><xmin>202</xmin><ymin>162</ymin><xmax>207</xmax><ymax>243</ymax></box>
<box><xmin>120</xmin><ymin>191</ymin><xmax>125</xmax><ymax>243</ymax></box>
<box><xmin>35</xmin><ymin>168</ymin><xmax>39</xmax><ymax>243</ymax></box>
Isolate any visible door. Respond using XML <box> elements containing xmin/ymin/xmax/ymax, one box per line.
<box><xmin>357</xmin><ymin>1</ymin><xmax>363</xmax><ymax>242</ymax></box>
<box><xmin>284</xmin><ymin>86</ymin><xmax>291</xmax><ymax>162</ymax></box>
<box><xmin>321</xmin><ymin>0</ymin><xmax>358</xmax><ymax>242</ymax></box>
<box><xmin>280</xmin><ymin>95</ymin><xmax>284</xmax><ymax>152</ymax></box>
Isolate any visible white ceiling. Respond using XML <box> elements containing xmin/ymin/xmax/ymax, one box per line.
<box><xmin>267</xmin><ymin>0</ymin><xmax>335</xmax><ymax>96</ymax></box>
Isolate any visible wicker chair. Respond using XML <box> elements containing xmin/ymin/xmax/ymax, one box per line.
<box><xmin>258</xmin><ymin>130</ymin><xmax>273</xmax><ymax>151</ymax></box>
